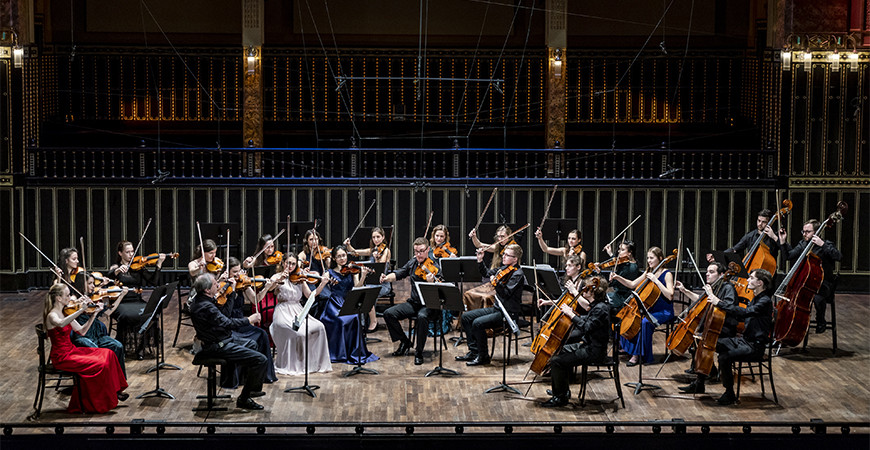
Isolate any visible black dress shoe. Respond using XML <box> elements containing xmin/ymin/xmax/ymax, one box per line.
<box><xmin>815</xmin><ymin>320</ymin><xmax>827</xmax><ymax>334</ymax></box>
<box><xmin>117</xmin><ymin>391</ymin><xmax>129</xmax><ymax>402</ymax></box>
<box><xmin>541</xmin><ymin>391</ymin><xmax>571</xmax><ymax>407</ymax></box>
<box><xmin>678</xmin><ymin>381</ymin><xmax>705</xmax><ymax>394</ymax></box>
<box><xmin>455</xmin><ymin>352</ymin><xmax>476</xmax><ymax>362</ymax></box>
<box><xmin>236</xmin><ymin>397</ymin><xmax>264</xmax><ymax>410</ymax></box>
<box><xmin>684</xmin><ymin>368</ymin><xmax>696</xmax><ymax>375</ymax></box>
<box><xmin>392</xmin><ymin>341</ymin><xmax>411</xmax><ymax>357</ymax></box>
<box><xmin>250</xmin><ymin>391</ymin><xmax>266</xmax><ymax>398</ymax></box>
<box><xmin>414</xmin><ymin>354</ymin><xmax>424</xmax><ymax>365</ymax></box>
<box><xmin>717</xmin><ymin>391</ymin><xmax>737</xmax><ymax>405</ymax></box>
<box><xmin>466</xmin><ymin>356</ymin><xmax>491</xmax><ymax>366</ymax></box>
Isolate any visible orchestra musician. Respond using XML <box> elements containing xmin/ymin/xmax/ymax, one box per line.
<box><xmin>110</xmin><ymin>240</ymin><xmax>167</xmax><ymax>359</ymax></box>
<box><xmin>429</xmin><ymin>224</ymin><xmax>458</xmax><ymax>259</ymax></box>
<box><xmin>535</xmin><ymin>227</ymin><xmax>587</xmax><ymax>267</ymax></box>
<box><xmin>54</xmin><ymin>247</ymin><xmax>87</xmax><ymax>299</ymax></box>
<box><xmin>299</xmin><ymin>229</ymin><xmax>331</xmax><ymax>276</ymax></box>
<box><xmin>188</xmin><ymin>238</ymin><xmax>221</xmax><ymax>300</ymax></box>
<box><xmin>344</xmin><ymin>226</ymin><xmax>393</xmax><ymax>333</ymax></box>
<box><xmin>189</xmin><ymin>273</ymin><xmax>267</xmax><ymax>411</ymax></box>
<box><xmin>217</xmin><ymin>257</ymin><xmax>278</xmax><ymax>389</ymax></box>
<box><xmin>243</xmin><ymin>233</ymin><xmax>283</xmax><ymax>275</ymax></box>
<box><xmin>675</xmin><ymin>262</ymin><xmax>739</xmax><ymax>393</ymax></box>
<box><xmin>463</xmin><ymin>226</ymin><xmax>519</xmax><ymax>311</ymax></box>
<box><xmin>778</xmin><ymin>219</ymin><xmax>842</xmax><ymax>334</ymax></box>
<box><xmin>598</xmin><ymin>240</ymin><xmax>641</xmax><ymax>312</ymax></box>
<box><xmin>43</xmin><ymin>283</ymin><xmax>129</xmax><ymax>413</ymax></box>
<box><xmin>537</xmin><ymin>255</ymin><xmax>586</xmax><ymax>345</ymax></box>
<box><xmin>71</xmin><ymin>274</ymin><xmax>129</xmax><ymax>376</ymax></box>
<box><xmin>456</xmin><ymin>244</ymin><xmax>526</xmax><ymax>367</ymax></box>
<box><xmin>609</xmin><ymin>247</ymin><xmax>675</xmax><ymax>366</ymax></box>
<box><xmin>540</xmin><ymin>276</ymin><xmax>612</xmax><ymax>407</ymax></box>
<box><xmin>380</xmin><ymin>237</ymin><xmax>442</xmax><ymax>366</ymax></box>
<box><xmin>707</xmin><ymin>208</ymin><xmax>779</xmax><ymax>263</ymax></box>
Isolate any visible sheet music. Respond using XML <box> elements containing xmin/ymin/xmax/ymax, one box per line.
<box><xmin>293</xmin><ymin>291</ymin><xmax>318</xmax><ymax>331</ymax></box>
<box><xmin>494</xmin><ymin>295</ymin><xmax>520</xmax><ymax>335</ymax></box>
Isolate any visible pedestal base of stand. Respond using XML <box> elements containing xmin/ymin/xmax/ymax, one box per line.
<box><xmin>451</xmin><ymin>336</ymin><xmax>466</xmax><ymax>347</ymax></box>
<box><xmin>343</xmin><ymin>366</ymin><xmax>379</xmax><ymax>377</ymax></box>
<box><xmin>146</xmin><ymin>362</ymin><xmax>182</xmax><ymax>374</ymax></box>
<box><xmin>137</xmin><ymin>388</ymin><xmax>175</xmax><ymax>400</ymax></box>
<box><xmin>484</xmin><ymin>383</ymin><xmax>522</xmax><ymax>395</ymax></box>
<box><xmin>285</xmin><ymin>384</ymin><xmax>320</xmax><ymax>398</ymax></box>
<box><xmin>425</xmin><ymin>366</ymin><xmax>459</xmax><ymax>377</ymax></box>
<box><xmin>625</xmin><ymin>381</ymin><xmax>661</xmax><ymax>395</ymax></box>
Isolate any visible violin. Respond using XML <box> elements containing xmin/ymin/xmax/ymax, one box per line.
<box><xmin>339</xmin><ymin>262</ymin><xmax>369</xmax><ymax>276</ymax></box>
<box><xmin>312</xmin><ymin>245</ymin><xmax>332</xmax><ymax>261</ymax></box>
<box><xmin>130</xmin><ymin>252</ymin><xmax>179</xmax><ymax>271</ymax></box>
<box><xmin>215</xmin><ymin>279</ymin><xmax>234</xmax><ymax>306</ymax></box>
<box><xmin>570</xmin><ymin>244</ymin><xmax>583</xmax><ymax>256</ymax></box>
<box><xmin>62</xmin><ymin>299</ymin><xmax>99</xmax><ymax>316</ymax></box>
<box><xmin>68</xmin><ymin>267</ymin><xmax>80</xmax><ymax>282</ymax></box>
<box><xmin>589</xmin><ymin>255</ymin><xmax>631</xmax><ymax>272</ymax></box>
<box><xmin>89</xmin><ymin>286</ymin><xmax>130</xmax><ymax>302</ymax></box>
<box><xmin>490</xmin><ymin>264</ymin><xmax>518</xmax><ymax>287</ymax></box>
<box><xmin>264</xmin><ymin>251</ymin><xmax>283</xmax><ymax>266</ymax></box>
<box><xmin>288</xmin><ymin>271</ymin><xmax>325</xmax><ymax>285</ymax></box>
<box><xmin>89</xmin><ymin>271</ymin><xmax>115</xmax><ymax>287</ymax></box>
<box><xmin>432</xmin><ymin>242</ymin><xmax>458</xmax><ymax>259</ymax></box>
<box><xmin>414</xmin><ymin>258</ymin><xmax>440</xmax><ymax>280</ymax></box>
<box><xmin>206</xmin><ymin>257</ymin><xmax>225</xmax><ymax>273</ymax></box>
<box><xmin>236</xmin><ymin>273</ymin><xmax>270</xmax><ymax>290</ymax></box>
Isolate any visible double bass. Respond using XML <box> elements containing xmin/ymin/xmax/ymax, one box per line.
<box><xmin>616</xmin><ymin>249</ymin><xmax>677</xmax><ymax>340</ymax></box>
<box><xmin>733</xmin><ymin>199</ymin><xmax>792</xmax><ymax>303</ymax></box>
<box><xmin>529</xmin><ymin>277</ymin><xmax>599</xmax><ymax>375</ymax></box>
<box><xmin>773</xmin><ymin>202</ymin><xmax>847</xmax><ymax>347</ymax></box>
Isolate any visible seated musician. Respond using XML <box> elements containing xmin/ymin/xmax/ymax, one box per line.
<box><xmin>778</xmin><ymin>219</ymin><xmax>842</xmax><ymax>334</ymax></box>
<box><xmin>456</xmin><ymin>244</ymin><xmax>525</xmax><ymax>366</ymax></box>
<box><xmin>537</xmin><ymin>255</ymin><xmax>586</xmax><ymax>345</ymax></box>
<box><xmin>344</xmin><ymin>226</ymin><xmax>393</xmax><ymax>333</ymax></box>
<box><xmin>535</xmin><ymin>227</ymin><xmax>587</xmax><ymax>267</ymax></box>
<box><xmin>380</xmin><ymin>237</ymin><xmax>442</xmax><ymax>366</ymax></box>
<box><xmin>675</xmin><ymin>262</ymin><xmax>739</xmax><ymax>394</ymax></box>
<box><xmin>243</xmin><ymin>233</ymin><xmax>283</xmax><ymax>276</ymax></box>
<box><xmin>429</xmin><ymin>224</ymin><xmax>458</xmax><ymax>259</ymax></box>
<box><xmin>71</xmin><ymin>275</ymin><xmax>129</xmax><ymax>376</ymax></box>
<box><xmin>189</xmin><ymin>273</ymin><xmax>268</xmax><ymax>411</ymax></box>
<box><xmin>464</xmin><ymin>226</ymin><xmax>517</xmax><ymax>310</ymax></box>
<box><xmin>710</xmin><ymin>269</ymin><xmax>774</xmax><ymax>405</ymax></box>
<box><xmin>599</xmin><ymin>240</ymin><xmax>641</xmax><ymax>312</ymax></box>
<box><xmin>707</xmin><ymin>208</ymin><xmax>779</xmax><ymax>263</ymax></box>
<box><xmin>541</xmin><ymin>276</ymin><xmax>612</xmax><ymax>407</ymax></box>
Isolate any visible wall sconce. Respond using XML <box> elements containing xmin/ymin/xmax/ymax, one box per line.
<box><xmin>830</xmin><ymin>50</ymin><xmax>839</xmax><ymax>72</ymax></box>
<box><xmin>553</xmin><ymin>48</ymin><xmax>562</xmax><ymax>78</ymax></box>
<box><xmin>13</xmin><ymin>46</ymin><xmax>23</xmax><ymax>69</ymax></box>
<box><xmin>781</xmin><ymin>50</ymin><xmax>791</xmax><ymax>71</ymax></box>
<box><xmin>246</xmin><ymin>46</ymin><xmax>258</xmax><ymax>75</ymax></box>
<box><xmin>849</xmin><ymin>51</ymin><xmax>859</xmax><ymax>72</ymax></box>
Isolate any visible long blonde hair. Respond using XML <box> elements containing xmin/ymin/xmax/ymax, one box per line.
<box><xmin>43</xmin><ymin>283</ymin><xmax>67</xmax><ymax>329</ymax></box>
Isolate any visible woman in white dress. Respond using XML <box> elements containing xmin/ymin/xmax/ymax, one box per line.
<box><xmin>266</xmin><ymin>254</ymin><xmax>333</xmax><ymax>375</ymax></box>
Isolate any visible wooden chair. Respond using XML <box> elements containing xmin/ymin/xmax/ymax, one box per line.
<box><xmin>32</xmin><ymin>324</ymin><xmax>81</xmax><ymax>419</ymax></box>
<box><xmin>578</xmin><ymin>322</ymin><xmax>625</xmax><ymax>408</ymax></box>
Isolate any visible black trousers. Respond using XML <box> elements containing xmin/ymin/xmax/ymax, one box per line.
<box><xmin>383</xmin><ymin>301</ymin><xmax>439</xmax><ymax>355</ymax></box>
<box><xmin>716</xmin><ymin>336</ymin><xmax>764</xmax><ymax>393</ymax></box>
<box><xmin>549</xmin><ymin>343</ymin><xmax>606</xmax><ymax>397</ymax></box>
<box><xmin>461</xmin><ymin>306</ymin><xmax>511</xmax><ymax>357</ymax></box>
<box><xmin>200</xmin><ymin>337</ymin><xmax>267</xmax><ymax>399</ymax></box>
<box><xmin>813</xmin><ymin>280</ymin><xmax>835</xmax><ymax>322</ymax></box>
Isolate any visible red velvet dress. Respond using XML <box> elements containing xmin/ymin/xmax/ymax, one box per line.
<box><xmin>48</xmin><ymin>324</ymin><xmax>128</xmax><ymax>413</ymax></box>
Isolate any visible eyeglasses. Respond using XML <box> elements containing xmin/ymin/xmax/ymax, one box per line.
<box><xmin>801</xmin><ymin>229</ymin><xmax>814</xmax><ymax>234</ymax></box>
<box><xmin>503</xmin><ymin>253</ymin><xmax>517</xmax><ymax>259</ymax></box>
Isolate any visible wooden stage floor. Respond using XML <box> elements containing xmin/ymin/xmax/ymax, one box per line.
<box><xmin>1</xmin><ymin>285</ymin><xmax>868</xmax><ymax>435</ymax></box>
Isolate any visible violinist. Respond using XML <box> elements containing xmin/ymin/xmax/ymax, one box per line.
<box><xmin>217</xmin><ymin>257</ymin><xmax>278</xmax><ymax>389</ymax></box>
<box><xmin>429</xmin><ymin>225</ymin><xmax>459</xmax><ymax>259</ymax></box>
<box><xmin>707</xmin><ymin>209</ymin><xmax>779</xmax><ymax>263</ymax></box>
<box><xmin>674</xmin><ymin>262</ymin><xmax>738</xmax><ymax>393</ymax></box>
<box><xmin>598</xmin><ymin>240</ymin><xmax>641</xmax><ymax>311</ymax></box>
<box><xmin>299</xmin><ymin>229</ymin><xmax>331</xmax><ymax>276</ymax></box>
<box><xmin>535</xmin><ymin>227</ymin><xmax>586</xmax><ymax>267</ymax></box>
<box><xmin>707</xmin><ymin>269</ymin><xmax>774</xmax><ymax>405</ymax></box>
<box><xmin>541</xmin><ymin>276</ymin><xmax>612</xmax><ymax>407</ymax></box>
<box><xmin>110</xmin><ymin>240</ymin><xmax>166</xmax><ymax>359</ymax></box>
<box><xmin>189</xmin><ymin>273</ymin><xmax>267</xmax><ymax>411</ymax></box>
<box><xmin>456</xmin><ymin>244</ymin><xmax>525</xmax><ymax>367</ymax></box>
<box><xmin>243</xmin><ymin>233</ymin><xmax>283</xmax><ymax>275</ymax></box>
<box><xmin>380</xmin><ymin>237</ymin><xmax>443</xmax><ymax>366</ymax></box>
<box><xmin>189</xmin><ymin>239</ymin><xmax>221</xmax><ymax>279</ymax></box>
<box><xmin>469</xmin><ymin>225</ymin><xmax>517</xmax><ymax>270</ymax></box>
<box><xmin>318</xmin><ymin>245</ymin><xmax>378</xmax><ymax>364</ymax></box>
<box><xmin>344</xmin><ymin>226</ymin><xmax>393</xmax><ymax>332</ymax></box>
<box><xmin>71</xmin><ymin>274</ymin><xmax>129</xmax><ymax>376</ymax></box>
<box><xmin>55</xmin><ymin>247</ymin><xmax>87</xmax><ymax>296</ymax></box>
<box><xmin>44</xmin><ymin>283</ymin><xmax>129</xmax><ymax>413</ymax></box>
<box><xmin>610</xmin><ymin>247</ymin><xmax>675</xmax><ymax>366</ymax></box>
<box><xmin>537</xmin><ymin>255</ymin><xmax>586</xmax><ymax>345</ymax></box>
<box><xmin>778</xmin><ymin>219</ymin><xmax>842</xmax><ymax>334</ymax></box>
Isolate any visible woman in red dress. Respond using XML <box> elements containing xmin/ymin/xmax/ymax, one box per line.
<box><xmin>43</xmin><ymin>283</ymin><xmax>128</xmax><ymax>414</ymax></box>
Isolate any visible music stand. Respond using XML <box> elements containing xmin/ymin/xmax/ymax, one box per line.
<box><xmin>200</xmin><ymin>222</ymin><xmax>241</xmax><ymax>252</ymax></box>
<box><xmin>287</xmin><ymin>221</ymin><xmax>316</xmax><ymax>254</ymax></box>
<box><xmin>416</xmin><ymin>282</ymin><xmax>463</xmax><ymax>377</ymax></box>
<box><xmin>137</xmin><ymin>281</ymin><xmax>179</xmax><ymax>400</ymax></box>
<box><xmin>440</xmin><ymin>256</ymin><xmax>481</xmax><ymax>347</ymax></box>
<box><xmin>338</xmin><ymin>286</ymin><xmax>381</xmax><ymax>377</ymax></box>
<box><xmin>484</xmin><ymin>296</ymin><xmax>522</xmax><ymax>395</ymax></box>
<box><xmin>623</xmin><ymin>293</ymin><xmax>662</xmax><ymax>396</ymax></box>
<box><xmin>358</xmin><ymin>262</ymin><xmax>386</xmax><ymax>285</ymax></box>
<box><xmin>285</xmin><ymin>292</ymin><xmax>321</xmax><ymax>398</ymax></box>
<box><xmin>522</xmin><ymin>264</ymin><xmax>562</xmax><ymax>302</ymax></box>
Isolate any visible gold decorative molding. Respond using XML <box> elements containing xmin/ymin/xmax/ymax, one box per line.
<box><xmin>789</xmin><ymin>177</ymin><xmax>870</xmax><ymax>188</ymax></box>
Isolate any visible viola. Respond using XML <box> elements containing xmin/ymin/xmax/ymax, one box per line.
<box><xmin>130</xmin><ymin>252</ymin><xmax>179</xmax><ymax>271</ymax></box>
<box><xmin>530</xmin><ymin>277</ymin><xmax>600</xmax><ymax>375</ymax></box>
<box><xmin>432</xmin><ymin>242</ymin><xmax>458</xmax><ymax>259</ymax></box>
<box><xmin>206</xmin><ymin>257</ymin><xmax>225</xmax><ymax>273</ymax></box>
<box><xmin>490</xmin><ymin>264</ymin><xmax>518</xmax><ymax>287</ymax></box>
<box><xmin>215</xmin><ymin>279</ymin><xmax>234</xmax><ymax>306</ymax></box>
<box><xmin>616</xmin><ymin>249</ymin><xmax>677</xmax><ymax>340</ymax></box>
<box><xmin>414</xmin><ymin>258</ymin><xmax>440</xmax><ymax>280</ymax></box>
<box><xmin>264</xmin><ymin>251</ymin><xmax>283</xmax><ymax>266</ymax></box>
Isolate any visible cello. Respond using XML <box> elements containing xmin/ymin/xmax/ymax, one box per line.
<box><xmin>616</xmin><ymin>249</ymin><xmax>677</xmax><ymax>340</ymax></box>
<box><xmin>733</xmin><ymin>199</ymin><xmax>793</xmax><ymax>303</ymax></box>
<box><xmin>529</xmin><ymin>277</ymin><xmax>600</xmax><ymax>375</ymax></box>
<box><xmin>690</xmin><ymin>262</ymin><xmax>741</xmax><ymax>375</ymax></box>
<box><xmin>773</xmin><ymin>202</ymin><xmax>847</xmax><ymax>347</ymax></box>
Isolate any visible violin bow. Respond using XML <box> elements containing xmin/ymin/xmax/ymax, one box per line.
<box><xmin>79</xmin><ymin>236</ymin><xmax>90</xmax><ymax>295</ymax></box>
<box><xmin>538</xmin><ymin>185</ymin><xmax>558</xmax><ymax>232</ymax></box>
<box><xmin>196</xmin><ymin>221</ymin><xmax>206</xmax><ymax>265</ymax></box>
<box><xmin>126</xmin><ymin>218</ymin><xmax>153</xmax><ymax>270</ymax></box>
<box><xmin>19</xmin><ymin>232</ymin><xmax>87</xmax><ymax>299</ymax></box>
<box><xmin>423</xmin><ymin>211</ymin><xmax>434</xmax><ymax>242</ymax></box>
<box><xmin>604</xmin><ymin>214</ymin><xmax>641</xmax><ymax>253</ymax></box>
<box><xmin>248</xmin><ymin>228</ymin><xmax>286</xmax><ymax>263</ymax></box>
<box><xmin>473</xmin><ymin>187</ymin><xmax>498</xmax><ymax>234</ymax></box>
<box><xmin>480</xmin><ymin>223</ymin><xmax>530</xmax><ymax>252</ymax></box>
<box><xmin>348</xmin><ymin>199</ymin><xmax>376</xmax><ymax>242</ymax></box>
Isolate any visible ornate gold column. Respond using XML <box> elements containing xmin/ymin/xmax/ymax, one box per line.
<box><xmin>546</xmin><ymin>0</ymin><xmax>567</xmax><ymax>177</ymax></box>
<box><xmin>242</xmin><ymin>0</ymin><xmax>264</xmax><ymax>158</ymax></box>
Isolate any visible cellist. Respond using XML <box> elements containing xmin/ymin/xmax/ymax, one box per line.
<box><xmin>540</xmin><ymin>276</ymin><xmax>611</xmax><ymax>407</ymax></box>
<box><xmin>778</xmin><ymin>219</ymin><xmax>842</xmax><ymax>334</ymax></box>
<box><xmin>706</xmin><ymin>208</ymin><xmax>780</xmax><ymax>263</ymax></box>
<box><xmin>674</xmin><ymin>262</ymin><xmax>739</xmax><ymax>394</ymax></box>
<box><xmin>609</xmin><ymin>247</ymin><xmax>675</xmax><ymax>366</ymax></box>
<box><xmin>537</xmin><ymin>255</ymin><xmax>585</xmax><ymax>345</ymax></box>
